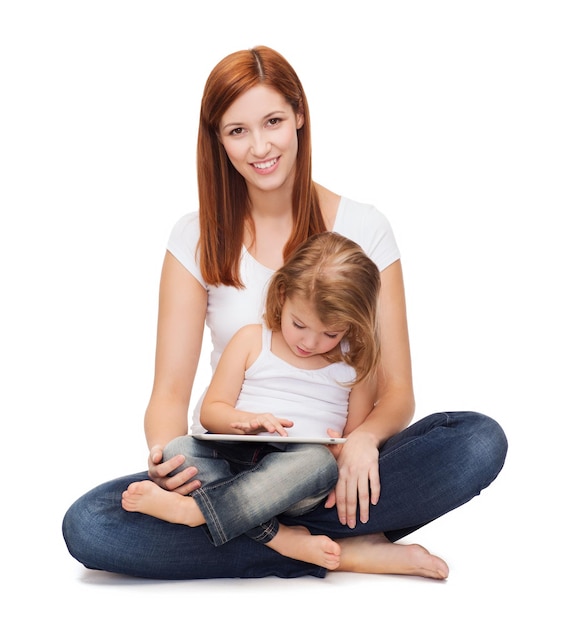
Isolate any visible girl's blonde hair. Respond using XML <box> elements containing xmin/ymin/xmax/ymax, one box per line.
<box><xmin>264</xmin><ymin>232</ymin><xmax>381</xmax><ymax>384</ymax></box>
<box><xmin>197</xmin><ymin>46</ymin><xmax>326</xmax><ymax>287</ymax></box>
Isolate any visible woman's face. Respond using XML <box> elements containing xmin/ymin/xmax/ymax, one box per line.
<box><xmin>218</xmin><ymin>84</ymin><xmax>304</xmax><ymax>193</ymax></box>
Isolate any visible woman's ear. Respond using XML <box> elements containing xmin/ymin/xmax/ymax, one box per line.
<box><xmin>296</xmin><ymin>99</ymin><xmax>305</xmax><ymax>129</ymax></box>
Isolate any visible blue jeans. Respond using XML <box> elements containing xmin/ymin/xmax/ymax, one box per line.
<box><xmin>163</xmin><ymin>436</ymin><xmax>338</xmax><ymax>545</ymax></box>
<box><xmin>62</xmin><ymin>411</ymin><xmax>508</xmax><ymax>579</ymax></box>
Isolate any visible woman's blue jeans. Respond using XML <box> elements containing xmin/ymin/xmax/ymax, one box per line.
<box><xmin>62</xmin><ymin>411</ymin><xmax>508</xmax><ymax>579</ymax></box>
<box><xmin>163</xmin><ymin>436</ymin><xmax>338</xmax><ymax>545</ymax></box>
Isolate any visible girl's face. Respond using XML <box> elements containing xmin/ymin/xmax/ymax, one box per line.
<box><xmin>218</xmin><ymin>84</ymin><xmax>304</xmax><ymax>193</ymax></box>
<box><xmin>280</xmin><ymin>296</ymin><xmax>347</xmax><ymax>359</ymax></box>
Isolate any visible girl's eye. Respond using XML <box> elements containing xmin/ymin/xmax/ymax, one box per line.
<box><xmin>266</xmin><ymin>118</ymin><xmax>281</xmax><ymax>127</ymax></box>
<box><xmin>292</xmin><ymin>321</ymin><xmax>304</xmax><ymax>329</ymax></box>
<box><xmin>325</xmin><ymin>333</ymin><xmax>339</xmax><ymax>339</ymax></box>
<box><xmin>229</xmin><ymin>127</ymin><xmax>244</xmax><ymax>136</ymax></box>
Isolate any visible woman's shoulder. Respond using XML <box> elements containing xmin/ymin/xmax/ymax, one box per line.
<box><xmin>336</xmin><ymin>196</ymin><xmax>390</xmax><ymax>224</ymax></box>
<box><xmin>315</xmin><ymin>184</ymin><xmax>341</xmax><ymax>229</ymax></box>
<box><xmin>315</xmin><ymin>184</ymin><xmax>392</xmax><ymax>231</ymax></box>
<box><xmin>167</xmin><ymin>212</ymin><xmax>200</xmax><ymax>249</ymax></box>
<box><xmin>169</xmin><ymin>211</ymin><xmax>199</xmax><ymax>235</ymax></box>
<box><xmin>333</xmin><ymin>196</ymin><xmax>400</xmax><ymax>271</ymax></box>
<box><xmin>166</xmin><ymin>211</ymin><xmax>203</xmax><ymax>282</ymax></box>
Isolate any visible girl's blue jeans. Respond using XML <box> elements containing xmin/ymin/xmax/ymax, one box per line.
<box><xmin>162</xmin><ymin>436</ymin><xmax>338</xmax><ymax>545</ymax></box>
<box><xmin>62</xmin><ymin>411</ymin><xmax>507</xmax><ymax>579</ymax></box>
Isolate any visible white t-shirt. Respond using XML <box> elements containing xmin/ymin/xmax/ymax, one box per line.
<box><xmin>166</xmin><ymin>196</ymin><xmax>400</xmax><ymax>432</ymax></box>
<box><xmin>237</xmin><ymin>325</ymin><xmax>356</xmax><ymax>438</ymax></box>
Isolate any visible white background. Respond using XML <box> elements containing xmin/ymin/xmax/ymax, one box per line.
<box><xmin>1</xmin><ymin>1</ymin><xmax>565</xmax><ymax>624</ymax></box>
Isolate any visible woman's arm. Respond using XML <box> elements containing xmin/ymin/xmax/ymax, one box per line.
<box><xmin>353</xmin><ymin>258</ymin><xmax>415</xmax><ymax>442</ymax></box>
<box><xmin>332</xmin><ymin>259</ymin><xmax>415</xmax><ymax>526</ymax></box>
<box><xmin>342</xmin><ymin>377</ymin><xmax>379</xmax><ymax>438</ymax></box>
<box><xmin>144</xmin><ymin>251</ymin><xmax>207</xmax><ymax>492</ymax></box>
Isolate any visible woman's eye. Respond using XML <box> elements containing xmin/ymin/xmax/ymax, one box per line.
<box><xmin>292</xmin><ymin>321</ymin><xmax>304</xmax><ymax>329</ymax></box>
<box><xmin>325</xmin><ymin>333</ymin><xmax>338</xmax><ymax>339</ymax></box>
<box><xmin>267</xmin><ymin>118</ymin><xmax>281</xmax><ymax>127</ymax></box>
<box><xmin>229</xmin><ymin>127</ymin><xmax>244</xmax><ymax>136</ymax></box>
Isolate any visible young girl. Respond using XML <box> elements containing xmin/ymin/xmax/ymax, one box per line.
<box><xmin>122</xmin><ymin>232</ymin><xmax>403</xmax><ymax>571</ymax></box>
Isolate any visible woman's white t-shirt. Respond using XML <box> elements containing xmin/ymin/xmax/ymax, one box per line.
<box><xmin>166</xmin><ymin>196</ymin><xmax>400</xmax><ymax>433</ymax></box>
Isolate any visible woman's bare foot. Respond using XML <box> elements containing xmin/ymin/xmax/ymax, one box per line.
<box><xmin>267</xmin><ymin>525</ymin><xmax>341</xmax><ymax>570</ymax></box>
<box><xmin>336</xmin><ymin>533</ymin><xmax>449</xmax><ymax>579</ymax></box>
<box><xmin>121</xmin><ymin>480</ymin><xmax>205</xmax><ymax>526</ymax></box>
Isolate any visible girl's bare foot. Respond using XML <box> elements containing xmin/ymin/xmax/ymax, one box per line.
<box><xmin>121</xmin><ymin>480</ymin><xmax>205</xmax><ymax>526</ymax></box>
<box><xmin>267</xmin><ymin>525</ymin><xmax>341</xmax><ymax>570</ymax></box>
<box><xmin>336</xmin><ymin>533</ymin><xmax>449</xmax><ymax>579</ymax></box>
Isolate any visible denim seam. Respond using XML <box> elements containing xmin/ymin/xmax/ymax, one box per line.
<box><xmin>379</xmin><ymin>412</ymin><xmax>451</xmax><ymax>463</ymax></box>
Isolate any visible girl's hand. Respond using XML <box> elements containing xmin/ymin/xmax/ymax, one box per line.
<box><xmin>147</xmin><ymin>444</ymin><xmax>201</xmax><ymax>495</ymax></box>
<box><xmin>324</xmin><ymin>431</ymin><xmax>380</xmax><ymax>527</ymax></box>
<box><xmin>230</xmin><ymin>414</ymin><xmax>294</xmax><ymax>437</ymax></box>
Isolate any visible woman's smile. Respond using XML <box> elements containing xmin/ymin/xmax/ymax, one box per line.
<box><xmin>251</xmin><ymin>157</ymin><xmax>279</xmax><ymax>173</ymax></box>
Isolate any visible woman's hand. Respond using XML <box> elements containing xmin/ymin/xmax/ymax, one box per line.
<box><xmin>147</xmin><ymin>445</ymin><xmax>202</xmax><ymax>495</ymax></box>
<box><xmin>325</xmin><ymin>430</ymin><xmax>380</xmax><ymax>527</ymax></box>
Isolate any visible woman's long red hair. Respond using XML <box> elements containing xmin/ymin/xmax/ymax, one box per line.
<box><xmin>197</xmin><ymin>46</ymin><xmax>326</xmax><ymax>287</ymax></box>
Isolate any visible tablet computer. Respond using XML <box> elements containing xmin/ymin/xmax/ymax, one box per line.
<box><xmin>192</xmin><ymin>433</ymin><xmax>346</xmax><ymax>444</ymax></box>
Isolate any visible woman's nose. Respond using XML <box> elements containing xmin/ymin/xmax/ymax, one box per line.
<box><xmin>250</xmin><ymin>131</ymin><xmax>271</xmax><ymax>157</ymax></box>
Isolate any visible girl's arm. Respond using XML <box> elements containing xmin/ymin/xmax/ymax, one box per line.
<box><xmin>144</xmin><ymin>251</ymin><xmax>207</xmax><ymax>493</ymax></box>
<box><xmin>201</xmin><ymin>325</ymin><xmax>293</xmax><ymax>436</ymax></box>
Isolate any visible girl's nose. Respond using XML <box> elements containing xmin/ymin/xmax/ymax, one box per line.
<box><xmin>301</xmin><ymin>332</ymin><xmax>317</xmax><ymax>350</ymax></box>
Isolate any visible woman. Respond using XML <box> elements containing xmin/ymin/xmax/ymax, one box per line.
<box><xmin>62</xmin><ymin>46</ymin><xmax>507</xmax><ymax>579</ymax></box>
